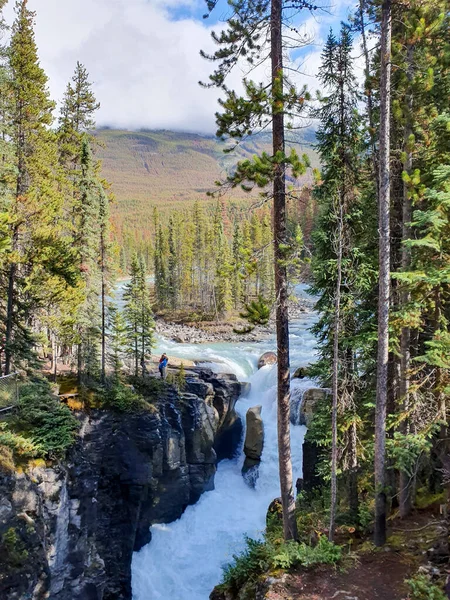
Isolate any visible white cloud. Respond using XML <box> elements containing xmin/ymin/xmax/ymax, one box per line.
<box><xmin>2</xmin><ymin>0</ymin><xmax>357</xmax><ymax>133</ymax></box>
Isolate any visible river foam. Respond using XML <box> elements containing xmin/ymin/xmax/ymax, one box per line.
<box><xmin>131</xmin><ymin>284</ymin><xmax>318</xmax><ymax>599</ymax></box>
<box><xmin>132</xmin><ymin>364</ymin><xmax>315</xmax><ymax>600</ymax></box>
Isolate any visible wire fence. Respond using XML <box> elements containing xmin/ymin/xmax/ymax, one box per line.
<box><xmin>0</xmin><ymin>373</ymin><xmax>19</xmax><ymax>413</ymax></box>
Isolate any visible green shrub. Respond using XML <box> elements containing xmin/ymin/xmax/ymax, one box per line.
<box><xmin>0</xmin><ymin>528</ymin><xmax>29</xmax><ymax>567</ymax></box>
<box><xmin>222</xmin><ymin>534</ymin><xmax>341</xmax><ymax>595</ymax></box>
<box><xmin>0</xmin><ymin>444</ymin><xmax>16</xmax><ymax>472</ymax></box>
<box><xmin>222</xmin><ymin>537</ymin><xmax>270</xmax><ymax>594</ymax></box>
<box><xmin>271</xmin><ymin>535</ymin><xmax>342</xmax><ymax>569</ymax></box>
<box><xmin>13</xmin><ymin>380</ymin><xmax>79</xmax><ymax>458</ymax></box>
<box><xmin>129</xmin><ymin>376</ymin><xmax>164</xmax><ymax>402</ymax></box>
<box><xmin>0</xmin><ymin>423</ymin><xmax>39</xmax><ymax>458</ymax></box>
<box><xmin>102</xmin><ymin>384</ymin><xmax>146</xmax><ymax>412</ymax></box>
<box><xmin>406</xmin><ymin>574</ymin><xmax>446</xmax><ymax>600</ymax></box>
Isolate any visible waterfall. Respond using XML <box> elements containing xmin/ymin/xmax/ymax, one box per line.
<box><xmin>130</xmin><ymin>283</ymin><xmax>318</xmax><ymax>599</ymax></box>
<box><xmin>132</xmin><ymin>364</ymin><xmax>314</xmax><ymax>600</ymax></box>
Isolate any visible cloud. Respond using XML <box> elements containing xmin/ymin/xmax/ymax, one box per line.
<box><xmin>2</xmin><ymin>0</ymin><xmax>357</xmax><ymax>133</ymax></box>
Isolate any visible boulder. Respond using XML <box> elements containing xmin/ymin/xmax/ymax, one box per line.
<box><xmin>299</xmin><ymin>388</ymin><xmax>330</xmax><ymax>427</ymax></box>
<box><xmin>257</xmin><ymin>352</ymin><xmax>277</xmax><ymax>369</ymax></box>
<box><xmin>292</xmin><ymin>366</ymin><xmax>307</xmax><ymax>379</ymax></box>
<box><xmin>241</xmin><ymin>457</ymin><xmax>260</xmax><ymax>488</ymax></box>
<box><xmin>244</xmin><ymin>406</ymin><xmax>264</xmax><ymax>461</ymax></box>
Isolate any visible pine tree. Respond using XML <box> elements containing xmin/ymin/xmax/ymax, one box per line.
<box><xmin>203</xmin><ymin>0</ymin><xmax>315</xmax><ymax>541</ymax></box>
<box><xmin>4</xmin><ymin>0</ymin><xmax>75</xmax><ymax>374</ymax></box>
<box><xmin>58</xmin><ymin>61</ymin><xmax>100</xmax><ymax>168</ymax></box>
<box><xmin>232</xmin><ymin>221</ymin><xmax>244</xmax><ymax>309</ymax></box>
<box><xmin>167</xmin><ymin>216</ymin><xmax>179</xmax><ymax>309</ymax></box>
<box><xmin>311</xmin><ymin>25</ymin><xmax>363</xmax><ymax>538</ymax></box>
<box><xmin>99</xmin><ymin>184</ymin><xmax>112</xmax><ymax>384</ymax></box>
<box><xmin>124</xmin><ymin>253</ymin><xmax>155</xmax><ymax>377</ymax></box>
<box><xmin>107</xmin><ymin>305</ymin><xmax>127</xmax><ymax>382</ymax></box>
<box><xmin>75</xmin><ymin>136</ymin><xmax>101</xmax><ymax>382</ymax></box>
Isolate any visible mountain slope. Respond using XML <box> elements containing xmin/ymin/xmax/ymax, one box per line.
<box><xmin>94</xmin><ymin>128</ymin><xmax>318</xmax><ymax>249</ymax></box>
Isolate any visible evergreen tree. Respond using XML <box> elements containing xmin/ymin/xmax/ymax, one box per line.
<box><xmin>311</xmin><ymin>26</ymin><xmax>364</xmax><ymax>538</ymax></box>
<box><xmin>3</xmin><ymin>0</ymin><xmax>76</xmax><ymax>374</ymax></box>
<box><xmin>58</xmin><ymin>61</ymin><xmax>100</xmax><ymax>168</ymax></box>
<box><xmin>75</xmin><ymin>136</ymin><xmax>101</xmax><ymax>382</ymax></box>
<box><xmin>99</xmin><ymin>184</ymin><xmax>112</xmax><ymax>384</ymax></box>
<box><xmin>107</xmin><ymin>305</ymin><xmax>127</xmax><ymax>382</ymax></box>
<box><xmin>124</xmin><ymin>253</ymin><xmax>155</xmax><ymax>377</ymax></box>
<box><xmin>203</xmin><ymin>0</ymin><xmax>315</xmax><ymax>541</ymax></box>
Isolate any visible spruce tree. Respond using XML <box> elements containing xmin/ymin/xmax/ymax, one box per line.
<box><xmin>4</xmin><ymin>0</ymin><xmax>75</xmax><ymax>373</ymax></box>
<box><xmin>58</xmin><ymin>61</ymin><xmax>100</xmax><ymax>168</ymax></box>
<box><xmin>107</xmin><ymin>305</ymin><xmax>127</xmax><ymax>382</ymax></box>
<box><xmin>311</xmin><ymin>25</ymin><xmax>363</xmax><ymax>537</ymax></box>
<box><xmin>124</xmin><ymin>253</ymin><xmax>155</xmax><ymax>377</ymax></box>
<box><xmin>75</xmin><ymin>136</ymin><xmax>101</xmax><ymax>382</ymax></box>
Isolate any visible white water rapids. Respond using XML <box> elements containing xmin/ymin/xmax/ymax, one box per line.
<box><xmin>129</xmin><ymin>285</ymin><xmax>318</xmax><ymax>600</ymax></box>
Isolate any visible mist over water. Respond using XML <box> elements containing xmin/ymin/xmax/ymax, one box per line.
<box><xmin>131</xmin><ymin>285</ymin><xmax>318</xmax><ymax>600</ymax></box>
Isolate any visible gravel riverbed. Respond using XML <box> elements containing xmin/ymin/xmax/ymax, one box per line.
<box><xmin>155</xmin><ymin>297</ymin><xmax>315</xmax><ymax>344</ymax></box>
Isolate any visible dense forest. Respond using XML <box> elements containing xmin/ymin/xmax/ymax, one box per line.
<box><xmin>197</xmin><ymin>0</ymin><xmax>450</xmax><ymax>591</ymax></box>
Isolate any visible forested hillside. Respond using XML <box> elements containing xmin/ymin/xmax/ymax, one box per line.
<box><xmin>94</xmin><ymin>128</ymin><xmax>318</xmax><ymax>262</ymax></box>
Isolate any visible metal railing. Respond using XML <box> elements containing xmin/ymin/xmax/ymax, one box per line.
<box><xmin>0</xmin><ymin>373</ymin><xmax>19</xmax><ymax>413</ymax></box>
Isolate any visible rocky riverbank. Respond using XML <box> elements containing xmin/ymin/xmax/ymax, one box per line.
<box><xmin>156</xmin><ymin>297</ymin><xmax>315</xmax><ymax>345</ymax></box>
<box><xmin>0</xmin><ymin>369</ymin><xmax>242</xmax><ymax>600</ymax></box>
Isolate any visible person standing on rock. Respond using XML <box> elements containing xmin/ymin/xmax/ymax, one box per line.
<box><xmin>158</xmin><ymin>354</ymin><xmax>168</xmax><ymax>379</ymax></box>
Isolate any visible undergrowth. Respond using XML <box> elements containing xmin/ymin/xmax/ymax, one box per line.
<box><xmin>221</xmin><ymin>533</ymin><xmax>341</xmax><ymax>597</ymax></box>
<box><xmin>100</xmin><ymin>383</ymin><xmax>149</xmax><ymax>413</ymax></box>
<box><xmin>0</xmin><ymin>379</ymin><xmax>79</xmax><ymax>464</ymax></box>
<box><xmin>406</xmin><ymin>574</ymin><xmax>447</xmax><ymax>600</ymax></box>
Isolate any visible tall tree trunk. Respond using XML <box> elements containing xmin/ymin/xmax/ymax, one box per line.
<box><xmin>134</xmin><ymin>323</ymin><xmax>139</xmax><ymax>378</ymax></box>
<box><xmin>101</xmin><ymin>250</ymin><xmax>106</xmax><ymax>385</ymax></box>
<box><xmin>53</xmin><ymin>334</ymin><xmax>58</xmax><ymax>383</ymax></box>
<box><xmin>359</xmin><ymin>0</ymin><xmax>378</xmax><ymax>193</ymax></box>
<box><xmin>77</xmin><ymin>341</ymin><xmax>83</xmax><ymax>385</ymax></box>
<box><xmin>4</xmin><ymin>235</ymin><xmax>17</xmax><ymax>376</ymax></box>
<box><xmin>329</xmin><ymin>199</ymin><xmax>344</xmax><ymax>542</ymax></box>
<box><xmin>374</xmin><ymin>0</ymin><xmax>392</xmax><ymax>547</ymax></box>
<box><xmin>348</xmin><ymin>418</ymin><xmax>359</xmax><ymax>523</ymax></box>
<box><xmin>271</xmin><ymin>0</ymin><xmax>297</xmax><ymax>542</ymax></box>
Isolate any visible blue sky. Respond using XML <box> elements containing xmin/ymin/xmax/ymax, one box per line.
<box><xmin>2</xmin><ymin>0</ymin><xmax>358</xmax><ymax>133</ymax></box>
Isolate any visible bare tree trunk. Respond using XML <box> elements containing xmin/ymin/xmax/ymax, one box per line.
<box><xmin>54</xmin><ymin>340</ymin><xmax>58</xmax><ymax>382</ymax></box>
<box><xmin>374</xmin><ymin>0</ymin><xmax>392</xmax><ymax>548</ymax></box>
<box><xmin>359</xmin><ymin>0</ymin><xmax>378</xmax><ymax>192</ymax></box>
<box><xmin>348</xmin><ymin>418</ymin><xmax>359</xmax><ymax>523</ymax></box>
<box><xmin>5</xmin><ymin>250</ymin><xmax>17</xmax><ymax>375</ymax></box>
<box><xmin>329</xmin><ymin>200</ymin><xmax>344</xmax><ymax>542</ymax></box>
<box><xmin>77</xmin><ymin>342</ymin><xmax>83</xmax><ymax>385</ymax></box>
<box><xmin>271</xmin><ymin>0</ymin><xmax>297</xmax><ymax>542</ymax></box>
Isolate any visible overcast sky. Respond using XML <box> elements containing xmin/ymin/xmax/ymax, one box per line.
<box><xmin>3</xmin><ymin>0</ymin><xmax>356</xmax><ymax>133</ymax></box>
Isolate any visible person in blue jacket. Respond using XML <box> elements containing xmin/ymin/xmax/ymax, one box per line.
<box><xmin>158</xmin><ymin>354</ymin><xmax>168</xmax><ymax>379</ymax></box>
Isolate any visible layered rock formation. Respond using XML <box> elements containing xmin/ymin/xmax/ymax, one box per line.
<box><xmin>242</xmin><ymin>406</ymin><xmax>264</xmax><ymax>486</ymax></box>
<box><xmin>0</xmin><ymin>369</ymin><xmax>242</xmax><ymax>600</ymax></box>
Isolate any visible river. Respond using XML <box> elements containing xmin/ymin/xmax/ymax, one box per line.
<box><xmin>126</xmin><ymin>284</ymin><xmax>318</xmax><ymax>600</ymax></box>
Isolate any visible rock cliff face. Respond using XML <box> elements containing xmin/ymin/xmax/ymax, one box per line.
<box><xmin>0</xmin><ymin>369</ymin><xmax>242</xmax><ymax>600</ymax></box>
